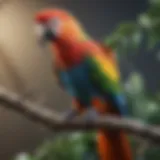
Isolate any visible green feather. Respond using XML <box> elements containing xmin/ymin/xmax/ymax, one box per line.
<box><xmin>86</xmin><ymin>56</ymin><xmax>122</xmax><ymax>94</ymax></box>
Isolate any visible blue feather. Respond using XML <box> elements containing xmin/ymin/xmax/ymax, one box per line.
<box><xmin>59</xmin><ymin>61</ymin><xmax>97</xmax><ymax>107</ymax></box>
<box><xmin>112</xmin><ymin>94</ymin><xmax>128</xmax><ymax>116</ymax></box>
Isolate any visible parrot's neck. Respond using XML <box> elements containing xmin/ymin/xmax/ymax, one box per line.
<box><xmin>53</xmin><ymin>36</ymin><xmax>90</xmax><ymax>68</ymax></box>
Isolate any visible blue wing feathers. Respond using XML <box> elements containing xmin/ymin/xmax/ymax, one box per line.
<box><xmin>57</xmin><ymin>60</ymin><xmax>128</xmax><ymax>116</ymax></box>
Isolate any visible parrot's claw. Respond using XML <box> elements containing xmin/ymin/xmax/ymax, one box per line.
<box><xmin>82</xmin><ymin>108</ymin><xmax>99</xmax><ymax>122</ymax></box>
<box><xmin>62</xmin><ymin>109</ymin><xmax>79</xmax><ymax>121</ymax></box>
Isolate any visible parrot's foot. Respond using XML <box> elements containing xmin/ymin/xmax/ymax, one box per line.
<box><xmin>82</xmin><ymin>108</ymin><xmax>99</xmax><ymax>122</ymax></box>
<box><xmin>62</xmin><ymin>109</ymin><xmax>79</xmax><ymax>121</ymax></box>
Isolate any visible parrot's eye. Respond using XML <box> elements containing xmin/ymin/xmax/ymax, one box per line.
<box><xmin>47</xmin><ymin>17</ymin><xmax>62</xmax><ymax>37</ymax></box>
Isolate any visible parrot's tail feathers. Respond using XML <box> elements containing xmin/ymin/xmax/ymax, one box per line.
<box><xmin>97</xmin><ymin>130</ymin><xmax>132</xmax><ymax>160</ymax></box>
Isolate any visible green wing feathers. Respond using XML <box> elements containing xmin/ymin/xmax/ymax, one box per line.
<box><xmin>86</xmin><ymin>49</ymin><xmax>123</xmax><ymax>94</ymax></box>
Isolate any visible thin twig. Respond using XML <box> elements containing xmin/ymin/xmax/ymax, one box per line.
<box><xmin>0</xmin><ymin>86</ymin><xmax>159</xmax><ymax>144</ymax></box>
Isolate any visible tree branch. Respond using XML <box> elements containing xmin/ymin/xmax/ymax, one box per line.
<box><xmin>0</xmin><ymin>86</ymin><xmax>159</xmax><ymax>144</ymax></box>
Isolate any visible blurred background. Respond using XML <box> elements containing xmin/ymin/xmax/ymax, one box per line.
<box><xmin>0</xmin><ymin>0</ymin><xmax>159</xmax><ymax>160</ymax></box>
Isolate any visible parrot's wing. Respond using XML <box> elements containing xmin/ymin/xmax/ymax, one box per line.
<box><xmin>86</xmin><ymin>47</ymin><xmax>128</xmax><ymax>116</ymax></box>
<box><xmin>87</xmin><ymin>47</ymin><xmax>121</xmax><ymax>93</ymax></box>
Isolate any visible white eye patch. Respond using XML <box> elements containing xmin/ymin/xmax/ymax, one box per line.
<box><xmin>34</xmin><ymin>23</ymin><xmax>46</xmax><ymax>39</ymax></box>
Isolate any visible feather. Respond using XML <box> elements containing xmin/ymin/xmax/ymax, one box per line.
<box><xmin>85</xmin><ymin>50</ymin><xmax>128</xmax><ymax>116</ymax></box>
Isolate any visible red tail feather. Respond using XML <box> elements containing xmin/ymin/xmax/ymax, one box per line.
<box><xmin>92</xmin><ymin>97</ymin><xmax>132</xmax><ymax>160</ymax></box>
<box><xmin>97</xmin><ymin>130</ymin><xmax>132</xmax><ymax>160</ymax></box>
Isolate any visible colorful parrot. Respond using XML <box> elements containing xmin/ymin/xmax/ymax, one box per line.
<box><xmin>35</xmin><ymin>9</ymin><xmax>132</xmax><ymax>160</ymax></box>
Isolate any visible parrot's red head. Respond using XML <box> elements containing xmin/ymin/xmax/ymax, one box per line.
<box><xmin>35</xmin><ymin>9</ymin><xmax>87</xmax><ymax>44</ymax></box>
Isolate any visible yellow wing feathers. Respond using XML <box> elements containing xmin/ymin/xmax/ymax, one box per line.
<box><xmin>93</xmin><ymin>52</ymin><xmax>120</xmax><ymax>82</ymax></box>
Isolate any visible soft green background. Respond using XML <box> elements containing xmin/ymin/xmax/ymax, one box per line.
<box><xmin>14</xmin><ymin>0</ymin><xmax>160</xmax><ymax>159</ymax></box>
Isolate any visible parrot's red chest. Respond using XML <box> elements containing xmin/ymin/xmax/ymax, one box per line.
<box><xmin>54</xmin><ymin>40</ymin><xmax>87</xmax><ymax>68</ymax></box>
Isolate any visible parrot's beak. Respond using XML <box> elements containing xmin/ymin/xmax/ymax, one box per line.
<box><xmin>44</xmin><ymin>29</ymin><xmax>57</xmax><ymax>41</ymax></box>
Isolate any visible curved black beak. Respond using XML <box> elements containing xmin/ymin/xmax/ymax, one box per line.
<box><xmin>44</xmin><ymin>28</ymin><xmax>57</xmax><ymax>41</ymax></box>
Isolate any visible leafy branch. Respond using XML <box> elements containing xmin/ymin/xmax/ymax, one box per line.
<box><xmin>105</xmin><ymin>0</ymin><xmax>160</xmax><ymax>55</ymax></box>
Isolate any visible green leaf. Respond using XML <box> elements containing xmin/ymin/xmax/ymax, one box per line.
<box><xmin>105</xmin><ymin>23</ymin><xmax>137</xmax><ymax>46</ymax></box>
<box><xmin>115</xmin><ymin>23</ymin><xmax>137</xmax><ymax>36</ymax></box>
<box><xmin>125</xmin><ymin>72</ymin><xmax>145</xmax><ymax>95</ymax></box>
<box><xmin>138</xmin><ymin>14</ymin><xmax>153</xmax><ymax>29</ymax></box>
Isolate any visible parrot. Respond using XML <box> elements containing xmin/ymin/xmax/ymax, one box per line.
<box><xmin>35</xmin><ymin>9</ymin><xmax>132</xmax><ymax>160</ymax></box>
